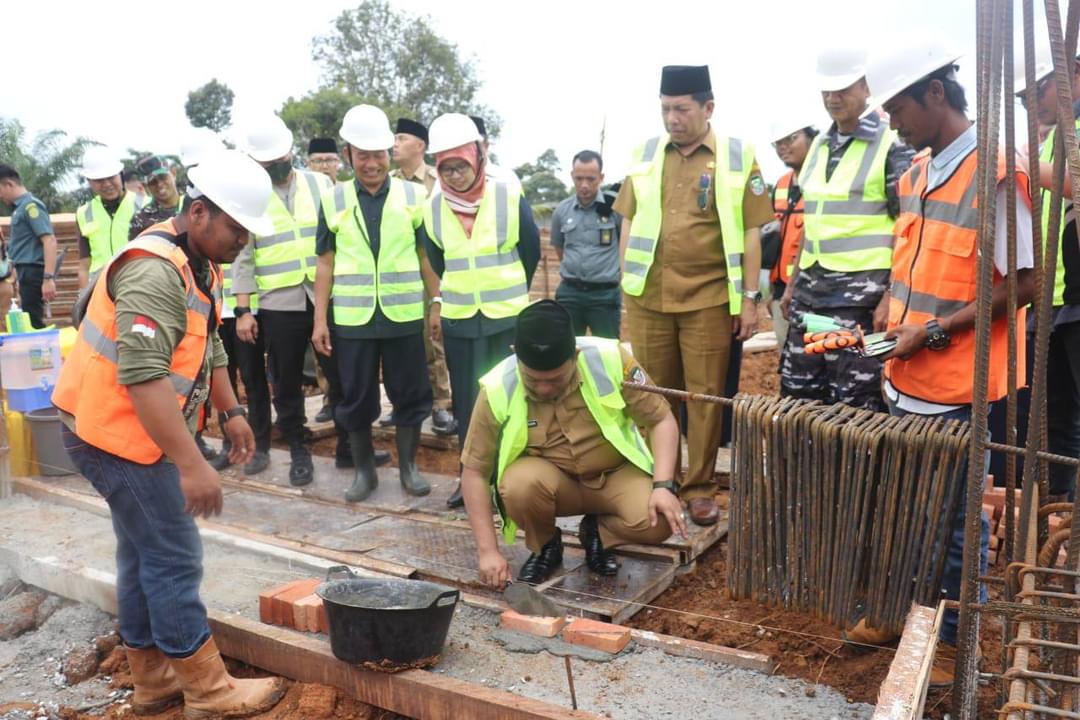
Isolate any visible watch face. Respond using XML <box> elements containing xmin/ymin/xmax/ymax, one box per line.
<box><xmin>929</xmin><ymin>332</ymin><xmax>950</xmax><ymax>350</ymax></box>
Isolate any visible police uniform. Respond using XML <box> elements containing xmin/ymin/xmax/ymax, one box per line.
<box><xmin>7</xmin><ymin>191</ymin><xmax>53</xmax><ymax>328</ymax></box>
<box><xmin>550</xmin><ymin>190</ymin><xmax>622</xmax><ymax>338</ymax></box>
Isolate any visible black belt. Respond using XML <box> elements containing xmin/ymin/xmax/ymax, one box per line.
<box><xmin>561</xmin><ymin>278</ymin><xmax>619</xmax><ymax>291</ymax></box>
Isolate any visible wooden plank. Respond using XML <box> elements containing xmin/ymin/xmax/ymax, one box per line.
<box><xmin>872</xmin><ymin>602</ymin><xmax>943</xmax><ymax>720</ymax></box>
<box><xmin>629</xmin><ymin>629</ymin><xmax>772</xmax><ymax>673</ymax></box>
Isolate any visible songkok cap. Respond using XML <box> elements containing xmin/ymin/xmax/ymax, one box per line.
<box><xmin>395</xmin><ymin>118</ymin><xmax>429</xmax><ymax>144</ymax></box>
<box><xmin>515</xmin><ymin>300</ymin><xmax>576</xmax><ymax>371</ymax></box>
<box><xmin>307</xmin><ymin>138</ymin><xmax>338</xmax><ymax>154</ymax></box>
<box><xmin>660</xmin><ymin>65</ymin><xmax>712</xmax><ymax>96</ymax></box>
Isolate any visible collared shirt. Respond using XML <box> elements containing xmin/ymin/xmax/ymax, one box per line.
<box><xmin>550</xmin><ymin>193</ymin><xmax>622</xmax><ymax>284</ymax></box>
<box><xmin>391</xmin><ymin>163</ymin><xmax>437</xmax><ymax>195</ymax></box>
<box><xmin>613</xmin><ymin>127</ymin><xmax>775</xmax><ymax>313</ymax></box>
<box><xmin>231</xmin><ymin>173</ymin><xmax>314</xmax><ymax>312</ymax></box>
<box><xmin>7</xmin><ymin>192</ymin><xmax>52</xmax><ymax>266</ymax></box>
<box><xmin>792</xmin><ymin>113</ymin><xmax>916</xmax><ymax>309</ymax></box>
<box><xmin>461</xmin><ymin>347</ymin><xmax>670</xmax><ymax>479</ymax></box>
<box><xmin>315</xmin><ymin>176</ymin><xmax>424</xmax><ymax>339</ymax></box>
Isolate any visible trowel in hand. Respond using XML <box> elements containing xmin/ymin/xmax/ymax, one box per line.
<box><xmin>504</xmin><ymin>581</ymin><xmax>564</xmax><ymax>617</ymax></box>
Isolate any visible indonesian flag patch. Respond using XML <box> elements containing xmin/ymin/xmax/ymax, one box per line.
<box><xmin>131</xmin><ymin>315</ymin><xmax>158</xmax><ymax>339</ymax></box>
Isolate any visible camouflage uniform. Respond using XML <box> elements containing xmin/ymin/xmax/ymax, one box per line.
<box><xmin>780</xmin><ymin>115</ymin><xmax>915</xmax><ymax>411</ymax></box>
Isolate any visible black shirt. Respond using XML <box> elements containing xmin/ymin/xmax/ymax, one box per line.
<box><xmin>315</xmin><ymin>177</ymin><xmax>424</xmax><ymax>339</ymax></box>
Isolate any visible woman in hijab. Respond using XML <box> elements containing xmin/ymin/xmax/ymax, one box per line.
<box><xmin>422</xmin><ymin>113</ymin><xmax>541</xmax><ymax>508</ymax></box>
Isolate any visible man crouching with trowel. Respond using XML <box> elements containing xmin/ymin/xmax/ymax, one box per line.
<box><xmin>460</xmin><ymin>299</ymin><xmax>687</xmax><ymax>588</ymax></box>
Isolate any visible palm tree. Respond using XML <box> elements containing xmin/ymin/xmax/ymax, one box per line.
<box><xmin>0</xmin><ymin>118</ymin><xmax>90</xmax><ymax>214</ymax></box>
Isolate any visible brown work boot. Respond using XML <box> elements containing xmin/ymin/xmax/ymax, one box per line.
<box><xmin>929</xmin><ymin>642</ymin><xmax>957</xmax><ymax>687</ymax></box>
<box><xmin>687</xmin><ymin>497</ymin><xmax>719</xmax><ymax>526</ymax></box>
<box><xmin>125</xmin><ymin>646</ymin><xmax>183</xmax><ymax>715</ymax></box>
<box><xmin>170</xmin><ymin>636</ymin><xmax>287</xmax><ymax>719</ymax></box>
<box><xmin>842</xmin><ymin>617</ymin><xmax>899</xmax><ymax>646</ymax></box>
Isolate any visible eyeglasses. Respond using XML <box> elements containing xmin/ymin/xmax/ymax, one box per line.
<box><xmin>439</xmin><ymin>162</ymin><xmax>472</xmax><ymax>179</ymax></box>
<box><xmin>308</xmin><ymin>157</ymin><xmax>340</xmax><ymax>165</ymax></box>
<box><xmin>771</xmin><ymin>133</ymin><xmax>803</xmax><ymax>149</ymax></box>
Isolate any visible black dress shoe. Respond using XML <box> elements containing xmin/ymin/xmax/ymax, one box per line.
<box><xmin>315</xmin><ymin>404</ymin><xmax>333</xmax><ymax>424</ymax></box>
<box><xmin>446</xmin><ymin>482</ymin><xmax>464</xmax><ymax>508</ymax></box>
<box><xmin>517</xmin><ymin>529</ymin><xmax>563</xmax><ymax>584</ymax></box>
<box><xmin>579</xmin><ymin>514</ymin><xmax>618</xmax><ymax>576</ymax></box>
<box><xmin>431</xmin><ymin>409</ymin><xmax>458</xmax><ymax>437</ymax></box>
<box><xmin>288</xmin><ymin>442</ymin><xmax>314</xmax><ymax>487</ymax></box>
<box><xmin>195</xmin><ymin>432</ymin><xmax>218</xmax><ymax>461</ymax></box>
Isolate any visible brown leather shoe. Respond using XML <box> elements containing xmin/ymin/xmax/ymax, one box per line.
<box><xmin>687</xmin><ymin>497</ymin><xmax>719</xmax><ymax>526</ymax></box>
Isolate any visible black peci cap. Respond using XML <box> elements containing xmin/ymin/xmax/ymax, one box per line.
<box><xmin>515</xmin><ymin>300</ymin><xmax>576</xmax><ymax>371</ymax></box>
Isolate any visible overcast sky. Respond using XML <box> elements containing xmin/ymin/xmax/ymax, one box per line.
<box><xmin>2</xmin><ymin>0</ymin><xmax>1058</xmax><ymax>185</ymax></box>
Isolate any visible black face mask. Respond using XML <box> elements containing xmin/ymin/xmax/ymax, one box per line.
<box><xmin>266</xmin><ymin>159</ymin><xmax>293</xmax><ymax>184</ymax></box>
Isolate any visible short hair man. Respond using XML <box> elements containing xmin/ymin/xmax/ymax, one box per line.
<box><xmin>0</xmin><ymin>164</ymin><xmax>58</xmax><ymax>328</ymax></box>
<box><xmin>550</xmin><ymin>150</ymin><xmax>622</xmax><ymax>338</ymax></box>
<box><xmin>128</xmin><ymin>156</ymin><xmax>182</xmax><ymax>240</ymax></box>
<box><xmin>77</xmin><ymin>146</ymin><xmax>147</xmax><ymax>288</ymax></box>
<box><xmin>461</xmin><ymin>300</ymin><xmax>687</xmax><ymax>586</ymax></box>
<box><xmin>307</xmin><ymin>138</ymin><xmax>341</xmax><ymax>181</ymax></box>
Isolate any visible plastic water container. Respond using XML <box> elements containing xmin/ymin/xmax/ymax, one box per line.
<box><xmin>0</xmin><ymin>329</ymin><xmax>61</xmax><ymax>412</ymax></box>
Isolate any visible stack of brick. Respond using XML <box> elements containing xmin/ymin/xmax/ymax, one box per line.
<box><xmin>983</xmin><ymin>486</ymin><xmax>1069</xmax><ymax>566</ymax></box>
<box><xmin>258</xmin><ymin>579</ymin><xmax>327</xmax><ymax>633</ymax></box>
<box><xmin>499</xmin><ymin>610</ymin><xmax>632</xmax><ymax>654</ymax></box>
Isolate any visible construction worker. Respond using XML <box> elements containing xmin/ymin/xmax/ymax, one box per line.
<box><xmin>312</xmin><ymin>105</ymin><xmax>433</xmax><ymax>502</ymax></box>
<box><xmin>231</xmin><ymin>116</ymin><xmax>337</xmax><ymax>485</ymax></box>
<box><xmin>53</xmin><ymin>150</ymin><xmax>286</xmax><ymax>716</ymax></box>
<box><xmin>614</xmin><ymin>64</ymin><xmax>771</xmax><ymax>527</ymax></box>
<box><xmin>1020</xmin><ymin>52</ymin><xmax>1080</xmax><ymax>499</ymax></box>
<box><xmin>463</xmin><ymin>300</ymin><xmax>687</xmax><ymax>586</ymax></box>
<box><xmin>856</xmin><ymin>40</ymin><xmax>1035</xmax><ymax>685</ymax></box>
<box><xmin>0</xmin><ymin>164</ymin><xmax>57</xmax><ymax>329</ymax></box>
<box><xmin>76</xmin><ymin>145</ymin><xmax>146</xmax><ymax>289</ymax></box>
<box><xmin>779</xmin><ymin>47</ymin><xmax>915</xmax><ymax>411</ymax></box>
<box><xmin>764</xmin><ymin>122</ymin><xmax>817</xmax><ymax>344</ymax></box>
<box><xmin>550</xmin><ymin>150</ymin><xmax>622</xmax><ymax>338</ymax></box>
<box><xmin>306</xmin><ymin>137</ymin><xmax>341</xmax><ymax>181</ymax></box>
<box><xmin>391</xmin><ymin>117</ymin><xmax>457</xmax><ymax>438</ymax></box>
<box><xmin>423</xmin><ymin>112</ymin><xmax>541</xmax><ymax>509</ymax></box>
<box><xmin>128</xmin><ymin>156</ymin><xmax>182</xmax><ymax>240</ymax></box>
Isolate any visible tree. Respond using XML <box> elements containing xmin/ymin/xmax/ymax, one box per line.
<box><xmin>185</xmin><ymin>79</ymin><xmax>235</xmax><ymax>132</ymax></box>
<box><xmin>514</xmin><ymin>149</ymin><xmax>570</xmax><ymax>207</ymax></box>
<box><xmin>309</xmin><ymin>1</ymin><xmax>499</xmax><ymax>131</ymax></box>
<box><xmin>279</xmin><ymin>88</ymin><xmax>365</xmax><ymax>148</ymax></box>
<box><xmin>0</xmin><ymin>118</ymin><xmax>89</xmax><ymax>214</ymax></box>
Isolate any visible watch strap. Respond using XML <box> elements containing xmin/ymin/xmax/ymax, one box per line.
<box><xmin>652</xmin><ymin>480</ymin><xmax>676</xmax><ymax>492</ymax></box>
<box><xmin>224</xmin><ymin>405</ymin><xmax>247</xmax><ymax>420</ymax></box>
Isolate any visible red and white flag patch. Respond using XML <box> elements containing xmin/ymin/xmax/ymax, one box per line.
<box><xmin>131</xmin><ymin>315</ymin><xmax>158</xmax><ymax>339</ymax></box>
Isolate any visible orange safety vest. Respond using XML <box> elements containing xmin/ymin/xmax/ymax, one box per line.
<box><xmin>770</xmin><ymin>169</ymin><xmax>804</xmax><ymax>286</ymax></box>
<box><xmin>53</xmin><ymin>220</ymin><xmax>222</xmax><ymax>464</ymax></box>
<box><xmin>884</xmin><ymin>147</ymin><xmax>1029</xmax><ymax>406</ymax></box>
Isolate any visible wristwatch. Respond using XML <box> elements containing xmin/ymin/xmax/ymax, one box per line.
<box><xmin>652</xmin><ymin>480</ymin><xmax>676</xmax><ymax>493</ymax></box>
<box><xmin>234</xmin><ymin>306</ymin><xmax>252</xmax><ymax>318</ymax></box>
<box><xmin>224</xmin><ymin>405</ymin><xmax>248</xmax><ymax>420</ymax></box>
<box><xmin>429</xmin><ymin>296</ymin><xmax>443</xmax><ymax>307</ymax></box>
<box><xmin>742</xmin><ymin>290</ymin><xmax>763</xmax><ymax>304</ymax></box>
<box><xmin>43</xmin><ymin>273</ymin><xmax>54</xmax><ymax>280</ymax></box>
<box><xmin>925</xmin><ymin>318</ymin><xmax>951</xmax><ymax>351</ymax></box>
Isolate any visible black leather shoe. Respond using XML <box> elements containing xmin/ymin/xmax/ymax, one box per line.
<box><xmin>579</xmin><ymin>514</ymin><xmax>618</xmax><ymax>576</ymax></box>
<box><xmin>446</xmin><ymin>482</ymin><xmax>464</xmax><ymax>508</ymax></box>
<box><xmin>288</xmin><ymin>442</ymin><xmax>314</xmax><ymax>487</ymax></box>
<box><xmin>243</xmin><ymin>451</ymin><xmax>270</xmax><ymax>475</ymax></box>
<box><xmin>517</xmin><ymin>529</ymin><xmax>563</xmax><ymax>584</ymax></box>
<box><xmin>209</xmin><ymin>440</ymin><xmax>232</xmax><ymax>471</ymax></box>
<box><xmin>431</xmin><ymin>409</ymin><xmax>458</xmax><ymax>437</ymax></box>
<box><xmin>196</xmin><ymin>432</ymin><xmax>217</xmax><ymax>461</ymax></box>
<box><xmin>315</xmin><ymin>404</ymin><xmax>333</xmax><ymax>424</ymax></box>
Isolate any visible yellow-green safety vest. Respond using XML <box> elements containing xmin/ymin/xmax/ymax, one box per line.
<box><xmin>1039</xmin><ymin>117</ymin><xmax>1080</xmax><ymax>306</ymax></box>
<box><xmin>423</xmin><ymin>181</ymin><xmax>528</xmax><ymax>320</ymax></box>
<box><xmin>621</xmin><ymin>133</ymin><xmax>753</xmax><ymax>314</ymax></box>
<box><xmin>798</xmin><ymin>120</ymin><xmax>897</xmax><ymax>273</ymax></box>
<box><xmin>220</xmin><ymin>263</ymin><xmax>258</xmax><ymax>312</ymax></box>
<box><xmin>252</xmin><ymin>170</ymin><xmax>331</xmax><ymax>292</ymax></box>
<box><xmin>77</xmin><ymin>192</ymin><xmax>147</xmax><ymax>273</ymax></box>
<box><xmin>321</xmin><ymin>178</ymin><xmax>425</xmax><ymax>325</ymax></box>
<box><xmin>480</xmin><ymin>336</ymin><xmax>654</xmax><ymax>543</ymax></box>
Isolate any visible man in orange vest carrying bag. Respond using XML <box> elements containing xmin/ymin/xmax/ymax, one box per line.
<box><xmin>52</xmin><ymin>150</ymin><xmax>287</xmax><ymax>717</ymax></box>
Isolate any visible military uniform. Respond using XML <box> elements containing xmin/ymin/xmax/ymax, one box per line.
<box><xmin>6</xmin><ymin>191</ymin><xmax>52</xmax><ymax>328</ymax></box>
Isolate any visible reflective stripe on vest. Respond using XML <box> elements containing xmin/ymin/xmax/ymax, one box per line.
<box><xmin>621</xmin><ymin>133</ymin><xmax>752</xmax><ymax>313</ymax></box>
<box><xmin>1039</xmin><ymin>118</ymin><xmax>1080</xmax><ymax>306</ymax></box>
<box><xmin>884</xmin><ymin>149</ymin><xmax>1030</xmax><ymax>405</ymax></box>
<box><xmin>798</xmin><ymin>119</ymin><xmax>897</xmax><ymax>272</ymax></box>
<box><xmin>480</xmin><ymin>337</ymin><xmax>654</xmax><ymax>543</ymax></box>
<box><xmin>77</xmin><ymin>192</ymin><xmax>143</xmax><ymax>273</ymax></box>
<box><xmin>423</xmin><ymin>181</ymin><xmax>528</xmax><ymax>320</ymax></box>
<box><xmin>220</xmin><ymin>262</ymin><xmax>258</xmax><ymax>312</ymax></box>
<box><xmin>321</xmin><ymin>178</ymin><xmax>425</xmax><ymax>326</ymax></box>
<box><xmin>52</xmin><ymin>222</ymin><xmax>223</xmax><ymax>464</ymax></box>
<box><xmin>252</xmin><ymin>170</ymin><xmax>328</xmax><ymax>291</ymax></box>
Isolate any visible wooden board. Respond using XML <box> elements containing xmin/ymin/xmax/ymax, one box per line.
<box><xmin>872</xmin><ymin>602</ymin><xmax>943</xmax><ymax>720</ymax></box>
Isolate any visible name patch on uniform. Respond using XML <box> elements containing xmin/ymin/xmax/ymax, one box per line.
<box><xmin>527</xmin><ymin>419</ymin><xmax>539</xmax><ymax>428</ymax></box>
<box><xmin>131</xmin><ymin>315</ymin><xmax>158</xmax><ymax>339</ymax></box>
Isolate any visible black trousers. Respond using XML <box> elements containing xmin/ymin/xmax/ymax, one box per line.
<box><xmin>15</xmin><ymin>264</ymin><xmax>44</xmax><ymax>329</ymax></box>
<box><xmin>258</xmin><ymin>308</ymin><xmax>315</xmax><ymax>443</ymax></box>
<box><xmin>1047</xmin><ymin>322</ymin><xmax>1080</xmax><ymax>497</ymax></box>
<box><xmin>442</xmin><ymin>327</ymin><xmax>516</xmax><ymax>446</ymax></box>
<box><xmin>333</xmin><ymin>333</ymin><xmax>432</xmax><ymax>431</ymax></box>
<box><xmin>218</xmin><ymin>317</ymin><xmax>272</xmax><ymax>452</ymax></box>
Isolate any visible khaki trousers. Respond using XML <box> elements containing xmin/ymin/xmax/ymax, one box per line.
<box><xmin>626</xmin><ymin>302</ymin><xmax>733</xmax><ymax>499</ymax></box>
<box><xmin>498</xmin><ymin>457</ymin><xmax>672</xmax><ymax>553</ymax></box>
<box><xmin>424</xmin><ymin>288</ymin><xmax>453</xmax><ymax>411</ymax></box>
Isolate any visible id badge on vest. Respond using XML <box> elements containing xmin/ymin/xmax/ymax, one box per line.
<box><xmin>599</xmin><ymin>216</ymin><xmax>615</xmax><ymax>246</ymax></box>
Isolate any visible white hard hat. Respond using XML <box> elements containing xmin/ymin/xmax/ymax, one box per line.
<box><xmin>816</xmin><ymin>46</ymin><xmax>868</xmax><ymax>92</ymax></box>
<box><xmin>81</xmin><ymin>145</ymin><xmax>123</xmax><ymax>180</ymax></box>
<box><xmin>339</xmin><ymin>105</ymin><xmax>394</xmax><ymax>151</ymax></box>
<box><xmin>245</xmin><ymin>116</ymin><xmax>294</xmax><ymax>163</ymax></box>
<box><xmin>866</xmin><ymin>34</ymin><xmax>963</xmax><ymax>109</ymax></box>
<box><xmin>769</xmin><ymin>118</ymin><xmax>818</xmax><ymax>144</ymax></box>
<box><xmin>1013</xmin><ymin>44</ymin><xmax>1076</xmax><ymax>96</ymax></box>
<box><xmin>427</xmin><ymin>113</ymin><xmax>482</xmax><ymax>155</ymax></box>
<box><xmin>187</xmin><ymin>150</ymin><xmax>274</xmax><ymax>237</ymax></box>
<box><xmin>180</xmin><ymin>127</ymin><xmax>224</xmax><ymax>169</ymax></box>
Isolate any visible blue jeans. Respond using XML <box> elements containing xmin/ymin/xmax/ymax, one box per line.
<box><xmin>61</xmin><ymin>425</ymin><xmax>210</xmax><ymax>657</ymax></box>
<box><xmin>885</xmin><ymin>401</ymin><xmax>990</xmax><ymax>645</ymax></box>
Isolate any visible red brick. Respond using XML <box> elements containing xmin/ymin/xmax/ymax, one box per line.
<box><xmin>293</xmin><ymin>594</ymin><xmax>323</xmax><ymax>633</ymax></box>
<box><xmin>562</xmin><ymin>618</ymin><xmax>631</xmax><ymax>654</ymax></box>
<box><xmin>259</xmin><ymin>580</ymin><xmax>307</xmax><ymax>625</ymax></box>
<box><xmin>270</xmin><ymin>579</ymin><xmax>321</xmax><ymax>627</ymax></box>
<box><xmin>500</xmin><ymin>609</ymin><xmax>567</xmax><ymax>638</ymax></box>
<box><xmin>316</xmin><ymin>602</ymin><xmax>329</xmax><ymax>634</ymax></box>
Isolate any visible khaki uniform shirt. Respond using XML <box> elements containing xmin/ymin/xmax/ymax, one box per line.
<box><xmin>391</xmin><ymin>163</ymin><xmax>437</xmax><ymax>195</ymax></box>
<box><xmin>613</xmin><ymin>128</ymin><xmax>774</xmax><ymax>313</ymax></box>
<box><xmin>462</xmin><ymin>347</ymin><xmax>670</xmax><ymax>480</ymax></box>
